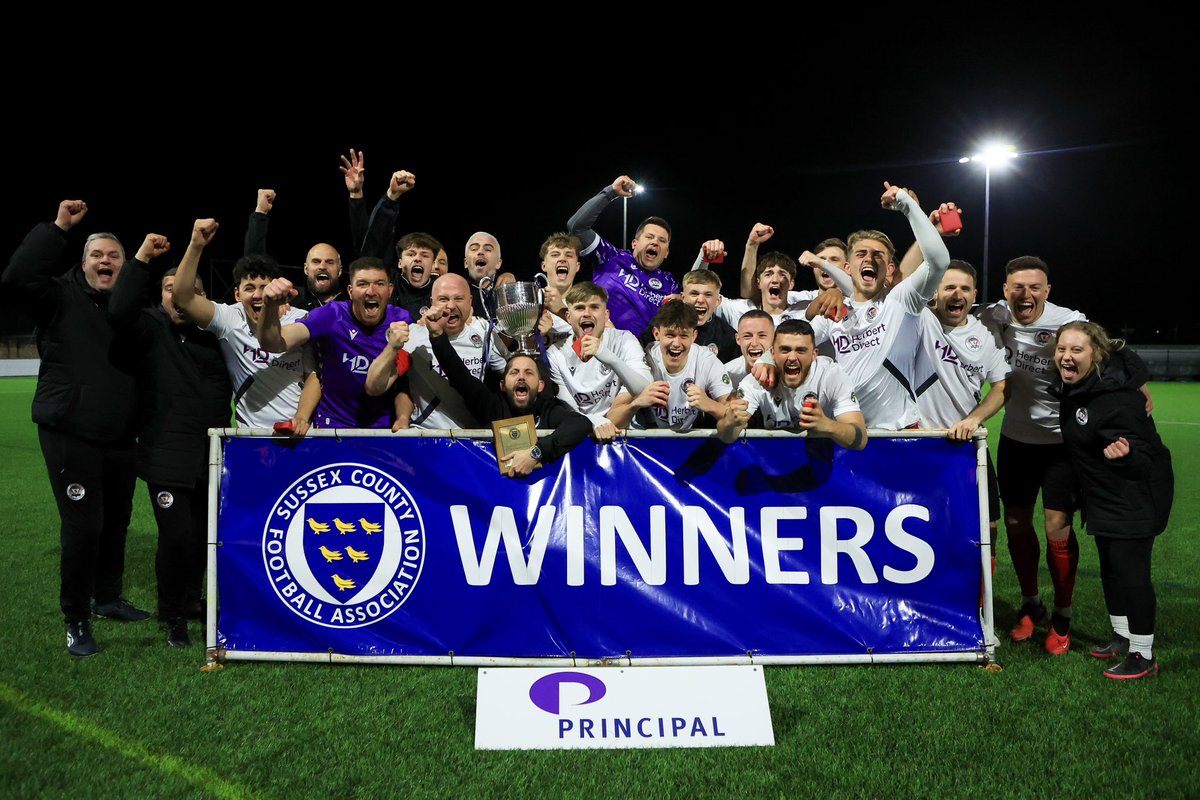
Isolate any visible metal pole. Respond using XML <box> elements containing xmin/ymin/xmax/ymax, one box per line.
<box><xmin>982</xmin><ymin>165</ymin><xmax>992</xmax><ymax>304</ymax></box>
<box><xmin>622</xmin><ymin>196</ymin><xmax>628</xmax><ymax>247</ymax></box>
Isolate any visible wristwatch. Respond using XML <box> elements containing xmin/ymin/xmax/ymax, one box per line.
<box><xmin>529</xmin><ymin>445</ymin><xmax>543</xmax><ymax>463</ymax></box>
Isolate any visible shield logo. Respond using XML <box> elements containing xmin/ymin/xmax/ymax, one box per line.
<box><xmin>302</xmin><ymin>502</ymin><xmax>386</xmax><ymax>599</ymax></box>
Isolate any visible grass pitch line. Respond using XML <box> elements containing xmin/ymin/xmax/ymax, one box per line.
<box><xmin>0</xmin><ymin>681</ymin><xmax>262</xmax><ymax>800</ymax></box>
<box><xmin>1156</xmin><ymin>420</ymin><xmax>1200</xmax><ymax>426</ymax></box>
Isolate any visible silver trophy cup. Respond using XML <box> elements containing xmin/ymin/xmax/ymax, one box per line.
<box><xmin>493</xmin><ymin>281</ymin><xmax>545</xmax><ymax>355</ymax></box>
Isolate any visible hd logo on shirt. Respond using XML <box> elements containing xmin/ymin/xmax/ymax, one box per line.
<box><xmin>263</xmin><ymin>463</ymin><xmax>427</xmax><ymax>628</ymax></box>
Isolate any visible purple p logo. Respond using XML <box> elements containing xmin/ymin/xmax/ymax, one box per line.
<box><xmin>528</xmin><ymin>672</ymin><xmax>607</xmax><ymax>714</ymax></box>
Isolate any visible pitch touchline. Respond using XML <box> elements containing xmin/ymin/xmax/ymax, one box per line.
<box><xmin>0</xmin><ymin>681</ymin><xmax>262</xmax><ymax>800</ymax></box>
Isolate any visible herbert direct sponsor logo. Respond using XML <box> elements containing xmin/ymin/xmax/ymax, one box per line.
<box><xmin>262</xmin><ymin>463</ymin><xmax>427</xmax><ymax>629</ymax></box>
<box><xmin>529</xmin><ymin>671</ymin><xmax>727</xmax><ymax>742</ymax></box>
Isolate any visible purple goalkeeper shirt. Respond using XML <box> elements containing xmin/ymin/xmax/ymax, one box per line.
<box><xmin>587</xmin><ymin>237</ymin><xmax>681</xmax><ymax>333</ymax></box>
<box><xmin>301</xmin><ymin>302</ymin><xmax>413</xmax><ymax>428</ymax></box>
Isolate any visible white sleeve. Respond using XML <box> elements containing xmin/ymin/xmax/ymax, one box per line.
<box><xmin>596</xmin><ymin>332</ymin><xmax>652</xmax><ymax>395</ymax></box>
<box><xmin>893</xmin><ymin>189</ymin><xmax>951</xmax><ymax>312</ymax></box>
<box><xmin>826</xmin><ymin>364</ymin><xmax>861</xmax><ymax>418</ymax></box>
<box><xmin>701</xmin><ymin>352</ymin><xmax>733</xmax><ymax>399</ymax></box>
<box><xmin>204</xmin><ymin>302</ymin><xmax>236</xmax><ymax>337</ymax></box>
<box><xmin>817</xmin><ymin>261</ymin><xmax>855</xmax><ymax>296</ymax></box>
<box><xmin>737</xmin><ymin>375</ymin><xmax>766</xmax><ymax>415</ymax></box>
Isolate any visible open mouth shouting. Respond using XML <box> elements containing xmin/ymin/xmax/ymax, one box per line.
<box><xmin>578</xmin><ymin>318</ymin><xmax>596</xmax><ymax>336</ymax></box>
<box><xmin>410</xmin><ymin>264</ymin><xmax>425</xmax><ymax>284</ymax></box>
<box><xmin>1013</xmin><ymin>299</ymin><xmax>1038</xmax><ymax>323</ymax></box>
<box><xmin>361</xmin><ymin>298</ymin><xmax>383</xmax><ymax>322</ymax></box>
<box><xmin>510</xmin><ymin>379</ymin><xmax>531</xmax><ymax>405</ymax></box>
<box><xmin>664</xmin><ymin>342</ymin><xmax>687</xmax><ymax>367</ymax></box>
<box><xmin>782</xmin><ymin>358</ymin><xmax>806</xmax><ymax>386</ymax></box>
<box><xmin>1057</xmin><ymin>356</ymin><xmax>1080</xmax><ymax>382</ymax></box>
<box><xmin>859</xmin><ymin>264</ymin><xmax>878</xmax><ymax>287</ymax></box>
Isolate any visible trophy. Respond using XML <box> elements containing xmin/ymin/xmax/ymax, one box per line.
<box><xmin>491</xmin><ymin>280</ymin><xmax>546</xmax><ymax>356</ymax></box>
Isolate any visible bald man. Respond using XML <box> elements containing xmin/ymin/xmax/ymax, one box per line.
<box><xmin>366</xmin><ymin>272</ymin><xmax>508</xmax><ymax>429</ymax></box>
<box><xmin>243</xmin><ymin>188</ymin><xmax>345</xmax><ymax>310</ymax></box>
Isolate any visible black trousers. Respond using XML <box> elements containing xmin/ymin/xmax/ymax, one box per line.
<box><xmin>147</xmin><ymin>479</ymin><xmax>208</xmax><ymax>619</ymax></box>
<box><xmin>38</xmin><ymin>427</ymin><xmax>136</xmax><ymax>623</ymax></box>
<box><xmin>1094</xmin><ymin>534</ymin><xmax>1157</xmax><ymax>636</ymax></box>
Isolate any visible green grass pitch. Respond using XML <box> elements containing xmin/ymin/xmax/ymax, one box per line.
<box><xmin>1</xmin><ymin>377</ymin><xmax>1196</xmax><ymax>798</ymax></box>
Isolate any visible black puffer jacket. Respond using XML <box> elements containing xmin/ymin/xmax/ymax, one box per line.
<box><xmin>109</xmin><ymin>259</ymin><xmax>232</xmax><ymax>487</ymax></box>
<box><xmin>1054</xmin><ymin>348</ymin><xmax>1173</xmax><ymax>537</ymax></box>
<box><xmin>0</xmin><ymin>223</ymin><xmax>138</xmax><ymax>444</ymax></box>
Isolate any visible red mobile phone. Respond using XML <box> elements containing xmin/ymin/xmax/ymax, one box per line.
<box><xmin>704</xmin><ymin>246</ymin><xmax>726</xmax><ymax>264</ymax></box>
<box><xmin>572</xmin><ymin>338</ymin><xmax>591</xmax><ymax>362</ymax></box>
<box><xmin>938</xmin><ymin>207</ymin><xmax>962</xmax><ymax>235</ymax></box>
<box><xmin>273</xmin><ymin>420</ymin><xmax>295</xmax><ymax>434</ymax></box>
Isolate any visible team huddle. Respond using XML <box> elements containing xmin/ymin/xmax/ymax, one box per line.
<box><xmin>2</xmin><ymin>156</ymin><xmax>1172</xmax><ymax>679</ymax></box>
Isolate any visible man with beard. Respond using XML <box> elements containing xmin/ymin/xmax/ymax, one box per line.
<box><xmin>244</xmin><ymin>188</ymin><xmax>344</xmax><ymax>311</ymax></box>
<box><xmin>427</xmin><ymin>309</ymin><xmax>592</xmax><ymax>478</ymax></box>
<box><xmin>806</xmin><ymin>183</ymin><xmax>952</xmax><ymax>429</ymax></box>
<box><xmin>913</xmin><ymin>260</ymin><xmax>1010</xmax><ymax>572</ymax></box>
<box><xmin>364</xmin><ymin>273</ymin><xmax>507</xmax><ymax>430</ymax></box>
<box><xmin>257</xmin><ymin>258</ymin><xmax>413</xmax><ymax>429</ymax></box>
<box><xmin>719</xmin><ymin>319</ymin><xmax>865</xmax><ymax>449</ymax></box>
<box><xmin>567</xmin><ymin>175</ymin><xmax>683</xmax><ymax>333</ymax></box>
<box><xmin>2</xmin><ymin>200</ymin><xmax>150</xmax><ymax>656</ymax></box>
<box><xmin>168</xmin><ymin>219</ymin><xmax>314</xmax><ymax>432</ymax></box>
<box><xmin>108</xmin><ymin>229</ymin><xmax>233</xmax><ymax>649</ymax></box>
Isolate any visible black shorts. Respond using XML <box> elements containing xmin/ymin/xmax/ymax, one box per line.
<box><xmin>997</xmin><ymin>435</ymin><xmax>1078</xmax><ymax>512</ymax></box>
<box><xmin>985</xmin><ymin>451</ymin><xmax>1000</xmax><ymax>523</ymax></box>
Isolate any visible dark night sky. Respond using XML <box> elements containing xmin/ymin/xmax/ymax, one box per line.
<box><xmin>3</xmin><ymin>21</ymin><xmax>1181</xmax><ymax>341</ymax></box>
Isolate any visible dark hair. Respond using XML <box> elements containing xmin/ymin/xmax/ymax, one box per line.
<box><xmin>232</xmin><ymin>254</ymin><xmax>280</xmax><ymax>285</ymax></box>
<box><xmin>564</xmin><ymin>281</ymin><xmax>607</xmax><ymax>305</ymax></box>
<box><xmin>946</xmin><ymin>259</ymin><xmax>977</xmax><ymax>281</ymax></box>
<box><xmin>634</xmin><ymin>216</ymin><xmax>671</xmax><ymax>241</ymax></box>
<box><xmin>504</xmin><ymin>353</ymin><xmax>545</xmax><ymax>382</ymax></box>
<box><xmin>395</xmin><ymin>232</ymin><xmax>443</xmax><ymax>261</ymax></box>
<box><xmin>738</xmin><ymin>308</ymin><xmax>775</xmax><ymax>329</ymax></box>
<box><xmin>775</xmin><ymin>319</ymin><xmax>816</xmax><ymax>340</ymax></box>
<box><xmin>162</xmin><ymin>267</ymin><xmax>204</xmax><ymax>294</ymax></box>
<box><xmin>1005</xmin><ymin>255</ymin><xmax>1049</xmax><ymax>280</ymax></box>
<box><xmin>813</xmin><ymin>237</ymin><xmax>847</xmax><ymax>255</ymax></box>
<box><xmin>348</xmin><ymin>256</ymin><xmax>390</xmax><ymax>279</ymax></box>
<box><xmin>652</xmin><ymin>299</ymin><xmax>698</xmax><ymax>331</ymax></box>
<box><xmin>754</xmin><ymin>251</ymin><xmax>798</xmax><ymax>283</ymax></box>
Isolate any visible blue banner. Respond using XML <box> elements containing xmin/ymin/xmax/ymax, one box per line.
<box><xmin>216</xmin><ymin>434</ymin><xmax>985</xmax><ymax>659</ymax></box>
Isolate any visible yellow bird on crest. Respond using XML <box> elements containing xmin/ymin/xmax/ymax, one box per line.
<box><xmin>346</xmin><ymin>546</ymin><xmax>370</xmax><ymax>563</ymax></box>
<box><xmin>318</xmin><ymin>545</ymin><xmax>343</xmax><ymax>562</ymax></box>
<box><xmin>307</xmin><ymin>518</ymin><xmax>331</xmax><ymax>534</ymax></box>
<box><xmin>333</xmin><ymin>518</ymin><xmax>357</xmax><ymax>534</ymax></box>
<box><xmin>332</xmin><ymin>575</ymin><xmax>356</xmax><ymax>591</ymax></box>
<box><xmin>359</xmin><ymin>519</ymin><xmax>383</xmax><ymax>534</ymax></box>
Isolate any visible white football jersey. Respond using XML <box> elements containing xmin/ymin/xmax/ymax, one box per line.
<box><xmin>637</xmin><ymin>344</ymin><xmax>733</xmax><ymax>431</ymax></box>
<box><xmin>546</xmin><ymin>328</ymin><xmax>651</xmax><ymax>418</ymax></box>
<box><xmin>404</xmin><ymin>318</ymin><xmax>509</xmax><ymax>429</ymax></box>
<box><xmin>914</xmin><ymin>310</ymin><xmax>1010</xmax><ymax>429</ymax></box>
<box><xmin>979</xmin><ymin>300</ymin><xmax>1086</xmax><ymax>444</ymax></box>
<box><xmin>724</xmin><ymin>355</ymin><xmax>753</xmax><ymax>388</ymax></box>
<box><xmin>738</xmin><ymin>355</ymin><xmax>859</xmax><ymax>429</ymax></box>
<box><xmin>715</xmin><ymin>296</ymin><xmax>810</xmax><ymax>329</ymax></box>
<box><xmin>206</xmin><ymin>303</ymin><xmax>312</xmax><ymax>427</ymax></box>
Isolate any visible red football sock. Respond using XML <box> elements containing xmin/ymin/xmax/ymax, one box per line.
<box><xmin>1047</xmin><ymin>532</ymin><xmax>1079</xmax><ymax>610</ymax></box>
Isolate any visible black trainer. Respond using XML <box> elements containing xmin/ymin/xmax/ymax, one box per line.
<box><xmin>66</xmin><ymin>621</ymin><xmax>98</xmax><ymax>657</ymax></box>
<box><xmin>1104</xmin><ymin>651</ymin><xmax>1158</xmax><ymax>680</ymax></box>
<box><xmin>94</xmin><ymin>598</ymin><xmax>151</xmax><ymax>622</ymax></box>
<box><xmin>1090</xmin><ymin>634</ymin><xmax>1130</xmax><ymax>660</ymax></box>
<box><xmin>165</xmin><ymin>618</ymin><xmax>192</xmax><ymax>648</ymax></box>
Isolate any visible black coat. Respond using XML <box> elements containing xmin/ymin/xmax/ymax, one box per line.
<box><xmin>0</xmin><ymin>223</ymin><xmax>138</xmax><ymax>444</ymax></box>
<box><xmin>1054</xmin><ymin>348</ymin><xmax>1173</xmax><ymax>537</ymax></box>
<box><xmin>109</xmin><ymin>259</ymin><xmax>232</xmax><ymax>487</ymax></box>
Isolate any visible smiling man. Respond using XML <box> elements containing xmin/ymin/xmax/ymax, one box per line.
<box><xmin>243</xmin><ymin>188</ymin><xmax>345</xmax><ymax>311</ymax></box>
<box><xmin>719</xmin><ymin>319</ymin><xmax>865</xmax><ymax>449</ymax></box>
<box><xmin>257</xmin><ymin>257</ymin><xmax>413</xmax><ymax>429</ymax></box>
<box><xmin>3</xmin><ymin>200</ymin><xmax>152</xmax><ymax>656</ymax></box>
<box><xmin>169</xmin><ymin>219</ymin><xmax>313</xmax><ymax>431</ymax></box>
<box><xmin>567</xmin><ymin>175</ymin><xmax>685</xmax><ymax>333</ymax></box>
<box><xmin>807</xmin><ymin>183</ymin><xmax>951</xmax><ymax>430</ymax></box>
<box><xmin>980</xmin><ymin>255</ymin><xmax>1088</xmax><ymax>653</ymax></box>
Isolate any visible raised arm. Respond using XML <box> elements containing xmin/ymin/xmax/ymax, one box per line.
<box><xmin>882</xmin><ymin>183</ymin><xmax>950</xmax><ymax>303</ymax></box>
<box><xmin>427</xmin><ymin>309</ymin><xmax>503</xmax><ymax>422</ymax></box>
<box><xmin>171</xmin><ymin>219</ymin><xmax>220</xmax><ymax>327</ymax></box>
<box><xmin>361</xmin><ymin>169</ymin><xmax>416</xmax><ymax>260</ymax></box>
<box><xmin>2</xmin><ymin>200</ymin><xmax>86</xmax><ymax>306</ymax></box>
<box><xmin>109</xmin><ymin>234</ymin><xmax>171</xmax><ymax>329</ymax></box>
<box><xmin>798</xmin><ymin>250</ymin><xmax>855</xmax><ymax>297</ymax></box>
<box><xmin>898</xmin><ymin>201</ymin><xmax>962</xmax><ymax>281</ymax></box>
<box><xmin>243</xmin><ymin>189</ymin><xmax>275</xmax><ymax>256</ymax></box>
<box><xmin>341</xmin><ymin>149</ymin><xmax>368</xmax><ymax>257</ymax></box>
<box><xmin>740</xmin><ymin>223</ymin><xmax>774</xmax><ymax>300</ymax></box>
<box><xmin>568</xmin><ymin>175</ymin><xmax>636</xmax><ymax>253</ymax></box>
<box><xmin>256</xmin><ymin>277</ymin><xmax>308</xmax><ymax>352</ymax></box>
